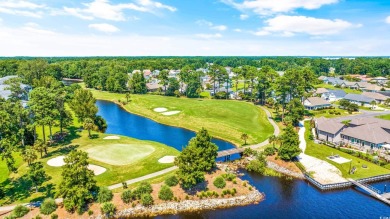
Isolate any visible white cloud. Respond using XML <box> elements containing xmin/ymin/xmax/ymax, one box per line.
<box><xmin>196</xmin><ymin>19</ymin><xmax>227</xmax><ymax>31</ymax></box>
<box><xmin>234</xmin><ymin>28</ymin><xmax>242</xmax><ymax>32</ymax></box>
<box><xmin>63</xmin><ymin>0</ymin><xmax>175</xmax><ymax>21</ymax></box>
<box><xmin>0</xmin><ymin>0</ymin><xmax>45</xmax><ymax>18</ymax></box>
<box><xmin>386</xmin><ymin>16</ymin><xmax>390</xmax><ymax>24</ymax></box>
<box><xmin>256</xmin><ymin>15</ymin><xmax>354</xmax><ymax>36</ymax></box>
<box><xmin>196</xmin><ymin>33</ymin><xmax>222</xmax><ymax>39</ymax></box>
<box><xmin>89</xmin><ymin>23</ymin><xmax>120</xmax><ymax>33</ymax></box>
<box><xmin>240</xmin><ymin>14</ymin><xmax>249</xmax><ymax>20</ymax></box>
<box><xmin>22</xmin><ymin>22</ymin><xmax>56</xmax><ymax>35</ymax></box>
<box><xmin>222</xmin><ymin>0</ymin><xmax>338</xmax><ymax>15</ymax></box>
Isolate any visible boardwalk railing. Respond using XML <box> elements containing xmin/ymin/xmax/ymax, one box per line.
<box><xmin>304</xmin><ymin>173</ymin><xmax>390</xmax><ymax>191</ymax></box>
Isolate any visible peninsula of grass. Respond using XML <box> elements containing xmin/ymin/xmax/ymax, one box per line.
<box><xmin>304</xmin><ymin>121</ymin><xmax>390</xmax><ymax>179</ymax></box>
<box><xmin>90</xmin><ymin>89</ymin><xmax>274</xmax><ymax>146</ymax></box>
<box><xmin>1</xmin><ymin>131</ymin><xmax>179</xmax><ymax>205</ymax></box>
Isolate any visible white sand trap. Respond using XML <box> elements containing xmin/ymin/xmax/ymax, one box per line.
<box><xmin>162</xmin><ymin>111</ymin><xmax>181</xmax><ymax>116</ymax></box>
<box><xmin>88</xmin><ymin>164</ymin><xmax>106</xmax><ymax>175</ymax></box>
<box><xmin>103</xmin><ymin>136</ymin><xmax>120</xmax><ymax>140</ymax></box>
<box><xmin>47</xmin><ymin>156</ymin><xmax>66</xmax><ymax>167</ymax></box>
<box><xmin>327</xmin><ymin>156</ymin><xmax>351</xmax><ymax>164</ymax></box>
<box><xmin>158</xmin><ymin>156</ymin><xmax>176</xmax><ymax>163</ymax></box>
<box><xmin>154</xmin><ymin>107</ymin><xmax>168</xmax><ymax>112</ymax></box>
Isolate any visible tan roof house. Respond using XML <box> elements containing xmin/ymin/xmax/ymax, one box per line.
<box><xmin>304</xmin><ymin>97</ymin><xmax>332</xmax><ymax>110</ymax></box>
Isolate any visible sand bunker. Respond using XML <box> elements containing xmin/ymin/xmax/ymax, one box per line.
<box><xmin>47</xmin><ymin>156</ymin><xmax>106</xmax><ymax>175</ymax></box>
<box><xmin>162</xmin><ymin>111</ymin><xmax>181</xmax><ymax>116</ymax></box>
<box><xmin>103</xmin><ymin>136</ymin><xmax>120</xmax><ymax>140</ymax></box>
<box><xmin>88</xmin><ymin>164</ymin><xmax>106</xmax><ymax>175</ymax></box>
<box><xmin>154</xmin><ymin>107</ymin><xmax>168</xmax><ymax>112</ymax></box>
<box><xmin>47</xmin><ymin>156</ymin><xmax>66</xmax><ymax>167</ymax></box>
<box><xmin>158</xmin><ymin>156</ymin><xmax>176</xmax><ymax>163</ymax></box>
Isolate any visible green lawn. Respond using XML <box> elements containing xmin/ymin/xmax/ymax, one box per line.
<box><xmin>91</xmin><ymin>89</ymin><xmax>274</xmax><ymax>146</ymax></box>
<box><xmin>304</xmin><ymin>121</ymin><xmax>390</xmax><ymax>179</ymax></box>
<box><xmin>305</xmin><ymin>108</ymin><xmax>353</xmax><ymax>118</ymax></box>
<box><xmin>377</xmin><ymin>114</ymin><xmax>390</xmax><ymax>120</ymax></box>
<box><xmin>314</xmin><ymin>83</ymin><xmax>362</xmax><ymax>94</ymax></box>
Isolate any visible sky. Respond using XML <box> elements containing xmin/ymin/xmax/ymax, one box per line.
<box><xmin>0</xmin><ymin>0</ymin><xmax>389</xmax><ymax>56</ymax></box>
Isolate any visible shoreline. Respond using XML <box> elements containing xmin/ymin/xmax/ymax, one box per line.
<box><xmin>96</xmin><ymin>190</ymin><xmax>264</xmax><ymax>219</ymax></box>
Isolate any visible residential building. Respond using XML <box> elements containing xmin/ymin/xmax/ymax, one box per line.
<box><xmin>304</xmin><ymin>97</ymin><xmax>332</xmax><ymax>110</ymax></box>
<box><xmin>361</xmin><ymin>92</ymin><xmax>389</xmax><ymax>104</ymax></box>
<box><xmin>0</xmin><ymin>76</ymin><xmax>31</xmax><ymax>106</ymax></box>
<box><xmin>146</xmin><ymin>82</ymin><xmax>163</xmax><ymax>92</ymax></box>
<box><xmin>315</xmin><ymin>88</ymin><xmax>329</xmax><ymax>95</ymax></box>
<box><xmin>321</xmin><ymin>89</ymin><xmax>346</xmax><ymax>102</ymax></box>
<box><xmin>315</xmin><ymin>117</ymin><xmax>345</xmax><ymax>143</ymax></box>
<box><xmin>343</xmin><ymin>93</ymin><xmax>375</xmax><ymax>106</ymax></box>
<box><xmin>371</xmin><ymin>76</ymin><xmax>388</xmax><ymax>85</ymax></box>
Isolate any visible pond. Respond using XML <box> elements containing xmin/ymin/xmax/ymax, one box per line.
<box><xmin>96</xmin><ymin>99</ymin><xmax>390</xmax><ymax>218</ymax></box>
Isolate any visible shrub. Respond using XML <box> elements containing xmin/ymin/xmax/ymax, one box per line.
<box><xmin>40</xmin><ymin>198</ymin><xmax>57</xmax><ymax>215</ymax></box>
<box><xmin>243</xmin><ymin>148</ymin><xmax>257</xmax><ymax>157</ymax></box>
<box><xmin>121</xmin><ymin>190</ymin><xmax>134</xmax><ymax>204</ymax></box>
<box><xmin>97</xmin><ymin>187</ymin><xmax>113</xmax><ymax>203</ymax></box>
<box><xmin>158</xmin><ymin>185</ymin><xmax>174</xmax><ymax>201</ymax></box>
<box><xmin>264</xmin><ymin>147</ymin><xmax>276</xmax><ymax>156</ymax></box>
<box><xmin>88</xmin><ymin>210</ymin><xmax>94</xmax><ymax>216</ymax></box>
<box><xmin>122</xmin><ymin>182</ymin><xmax>128</xmax><ymax>189</ymax></box>
<box><xmin>165</xmin><ymin>176</ymin><xmax>179</xmax><ymax>187</ymax></box>
<box><xmin>50</xmin><ymin>214</ymin><xmax>58</xmax><ymax>219</ymax></box>
<box><xmin>222</xmin><ymin>173</ymin><xmax>236</xmax><ymax>181</ymax></box>
<box><xmin>34</xmin><ymin>215</ymin><xmax>42</xmax><ymax>219</ymax></box>
<box><xmin>243</xmin><ymin>181</ymin><xmax>247</xmax><ymax>187</ymax></box>
<box><xmin>101</xmin><ymin>202</ymin><xmax>116</xmax><ymax>217</ymax></box>
<box><xmin>134</xmin><ymin>182</ymin><xmax>153</xmax><ymax>199</ymax></box>
<box><xmin>213</xmin><ymin>176</ymin><xmax>226</xmax><ymax>189</ymax></box>
<box><xmin>185</xmin><ymin>195</ymin><xmax>189</xmax><ymax>200</ymax></box>
<box><xmin>12</xmin><ymin>205</ymin><xmax>29</xmax><ymax>218</ymax></box>
<box><xmin>232</xmin><ymin>179</ymin><xmax>237</xmax><ymax>184</ymax></box>
<box><xmin>246</xmin><ymin>159</ymin><xmax>266</xmax><ymax>174</ymax></box>
<box><xmin>141</xmin><ymin>194</ymin><xmax>154</xmax><ymax>206</ymax></box>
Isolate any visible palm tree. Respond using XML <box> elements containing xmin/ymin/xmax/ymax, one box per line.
<box><xmin>241</xmin><ymin>133</ymin><xmax>249</xmax><ymax>145</ymax></box>
<box><xmin>22</xmin><ymin>148</ymin><xmax>37</xmax><ymax>166</ymax></box>
<box><xmin>370</xmin><ymin>100</ymin><xmax>377</xmax><ymax>109</ymax></box>
<box><xmin>83</xmin><ymin>118</ymin><xmax>95</xmax><ymax>138</ymax></box>
<box><xmin>34</xmin><ymin>139</ymin><xmax>47</xmax><ymax>158</ymax></box>
<box><xmin>125</xmin><ymin>92</ymin><xmax>131</xmax><ymax>103</ymax></box>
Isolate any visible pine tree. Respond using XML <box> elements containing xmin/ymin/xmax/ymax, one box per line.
<box><xmin>278</xmin><ymin>125</ymin><xmax>301</xmax><ymax>161</ymax></box>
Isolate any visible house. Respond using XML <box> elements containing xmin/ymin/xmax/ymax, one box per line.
<box><xmin>143</xmin><ymin>70</ymin><xmax>152</xmax><ymax>80</ymax></box>
<box><xmin>146</xmin><ymin>83</ymin><xmax>163</xmax><ymax>92</ymax></box>
<box><xmin>340</xmin><ymin>81</ymin><xmax>360</xmax><ymax>89</ymax></box>
<box><xmin>152</xmin><ymin>70</ymin><xmax>160</xmax><ymax>77</ymax></box>
<box><xmin>362</xmin><ymin>92</ymin><xmax>389</xmax><ymax>104</ymax></box>
<box><xmin>315</xmin><ymin>117</ymin><xmax>390</xmax><ymax>150</ymax></box>
<box><xmin>304</xmin><ymin>97</ymin><xmax>332</xmax><ymax>110</ymax></box>
<box><xmin>343</xmin><ymin>93</ymin><xmax>375</xmax><ymax>106</ymax></box>
<box><xmin>315</xmin><ymin>117</ymin><xmax>345</xmax><ymax>143</ymax></box>
<box><xmin>318</xmin><ymin>76</ymin><xmax>327</xmax><ymax>81</ymax></box>
<box><xmin>321</xmin><ymin>89</ymin><xmax>346</xmax><ymax>102</ymax></box>
<box><xmin>0</xmin><ymin>76</ymin><xmax>31</xmax><ymax>106</ymax></box>
<box><xmin>315</xmin><ymin>88</ymin><xmax>329</xmax><ymax>95</ymax></box>
<box><xmin>357</xmin><ymin>82</ymin><xmax>385</xmax><ymax>92</ymax></box>
<box><xmin>324</xmin><ymin>77</ymin><xmax>345</xmax><ymax>86</ymax></box>
<box><xmin>371</xmin><ymin>77</ymin><xmax>388</xmax><ymax>85</ymax></box>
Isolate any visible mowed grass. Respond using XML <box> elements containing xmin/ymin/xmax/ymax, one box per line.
<box><xmin>377</xmin><ymin>114</ymin><xmax>390</xmax><ymax>120</ymax></box>
<box><xmin>314</xmin><ymin>83</ymin><xmax>362</xmax><ymax>94</ymax></box>
<box><xmin>90</xmin><ymin>89</ymin><xmax>274</xmax><ymax>146</ymax></box>
<box><xmin>84</xmin><ymin>143</ymin><xmax>155</xmax><ymax>166</ymax></box>
<box><xmin>304</xmin><ymin>121</ymin><xmax>390</xmax><ymax>179</ymax></box>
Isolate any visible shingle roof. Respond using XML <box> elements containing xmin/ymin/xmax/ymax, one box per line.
<box><xmin>344</xmin><ymin>93</ymin><xmax>375</xmax><ymax>103</ymax></box>
<box><xmin>328</xmin><ymin>89</ymin><xmax>346</xmax><ymax>98</ymax></box>
<box><xmin>362</xmin><ymin>92</ymin><xmax>389</xmax><ymax>101</ymax></box>
<box><xmin>305</xmin><ymin>97</ymin><xmax>331</xmax><ymax>107</ymax></box>
<box><xmin>342</xmin><ymin>124</ymin><xmax>390</xmax><ymax>144</ymax></box>
<box><xmin>316</xmin><ymin>117</ymin><xmax>345</xmax><ymax>135</ymax></box>
<box><xmin>315</xmin><ymin>88</ymin><xmax>329</xmax><ymax>94</ymax></box>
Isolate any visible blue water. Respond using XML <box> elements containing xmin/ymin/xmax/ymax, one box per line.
<box><xmin>96</xmin><ymin>100</ymin><xmax>236</xmax><ymax>152</ymax></box>
<box><xmin>96</xmin><ymin>99</ymin><xmax>390</xmax><ymax>218</ymax></box>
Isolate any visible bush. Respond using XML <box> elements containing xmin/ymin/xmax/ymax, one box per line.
<box><xmin>264</xmin><ymin>147</ymin><xmax>276</xmax><ymax>156</ymax></box>
<box><xmin>121</xmin><ymin>190</ymin><xmax>134</xmax><ymax>204</ymax></box>
<box><xmin>40</xmin><ymin>198</ymin><xmax>57</xmax><ymax>215</ymax></box>
<box><xmin>97</xmin><ymin>187</ymin><xmax>113</xmax><ymax>203</ymax></box>
<box><xmin>133</xmin><ymin>182</ymin><xmax>153</xmax><ymax>199</ymax></box>
<box><xmin>243</xmin><ymin>148</ymin><xmax>257</xmax><ymax>157</ymax></box>
<box><xmin>165</xmin><ymin>176</ymin><xmax>179</xmax><ymax>187</ymax></box>
<box><xmin>246</xmin><ymin>159</ymin><xmax>266</xmax><ymax>174</ymax></box>
<box><xmin>88</xmin><ymin>210</ymin><xmax>94</xmax><ymax>216</ymax></box>
<box><xmin>100</xmin><ymin>202</ymin><xmax>116</xmax><ymax>217</ymax></box>
<box><xmin>213</xmin><ymin>176</ymin><xmax>226</xmax><ymax>189</ymax></box>
<box><xmin>141</xmin><ymin>194</ymin><xmax>154</xmax><ymax>206</ymax></box>
<box><xmin>12</xmin><ymin>205</ymin><xmax>29</xmax><ymax>218</ymax></box>
<box><xmin>122</xmin><ymin>182</ymin><xmax>128</xmax><ymax>189</ymax></box>
<box><xmin>50</xmin><ymin>214</ymin><xmax>58</xmax><ymax>219</ymax></box>
<box><xmin>222</xmin><ymin>173</ymin><xmax>236</xmax><ymax>181</ymax></box>
<box><xmin>159</xmin><ymin>185</ymin><xmax>174</xmax><ymax>201</ymax></box>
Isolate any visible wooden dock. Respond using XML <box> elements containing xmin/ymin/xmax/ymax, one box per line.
<box><xmin>348</xmin><ymin>178</ymin><xmax>390</xmax><ymax>205</ymax></box>
<box><xmin>217</xmin><ymin>148</ymin><xmax>244</xmax><ymax>158</ymax></box>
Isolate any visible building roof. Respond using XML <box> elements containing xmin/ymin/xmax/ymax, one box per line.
<box><xmin>373</xmin><ymin>77</ymin><xmax>388</xmax><ymax>80</ymax></box>
<box><xmin>342</xmin><ymin>81</ymin><xmax>359</xmax><ymax>87</ymax></box>
<box><xmin>362</xmin><ymin>92</ymin><xmax>389</xmax><ymax>101</ymax></box>
<box><xmin>318</xmin><ymin>76</ymin><xmax>327</xmax><ymax>80</ymax></box>
<box><xmin>146</xmin><ymin>83</ymin><xmax>163</xmax><ymax>90</ymax></box>
<box><xmin>328</xmin><ymin>89</ymin><xmax>346</xmax><ymax>98</ymax></box>
<box><xmin>315</xmin><ymin>88</ymin><xmax>329</xmax><ymax>94</ymax></box>
<box><xmin>344</xmin><ymin>93</ymin><xmax>375</xmax><ymax>103</ymax></box>
<box><xmin>349</xmin><ymin>117</ymin><xmax>390</xmax><ymax>130</ymax></box>
<box><xmin>316</xmin><ymin>117</ymin><xmax>345</xmax><ymax>135</ymax></box>
<box><xmin>305</xmin><ymin>97</ymin><xmax>331</xmax><ymax>107</ymax></box>
<box><xmin>357</xmin><ymin>82</ymin><xmax>384</xmax><ymax>91</ymax></box>
<box><xmin>342</xmin><ymin>124</ymin><xmax>390</xmax><ymax>144</ymax></box>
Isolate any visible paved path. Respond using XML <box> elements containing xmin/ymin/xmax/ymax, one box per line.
<box><xmin>297</xmin><ymin>120</ymin><xmax>347</xmax><ymax>184</ymax></box>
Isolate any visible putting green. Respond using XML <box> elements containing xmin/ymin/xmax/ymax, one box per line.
<box><xmin>85</xmin><ymin>144</ymin><xmax>155</xmax><ymax>166</ymax></box>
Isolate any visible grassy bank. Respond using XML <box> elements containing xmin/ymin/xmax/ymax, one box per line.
<box><xmin>90</xmin><ymin>89</ymin><xmax>274</xmax><ymax>146</ymax></box>
<box><xmin>304</xmin><ymin>121</ymin><xmax>390</xmax><ymax>179</ymax></box>
<box><xmin>377</xmin><ymin>114</ymin><xmax>390</xmax><ymax>120</ymax></box>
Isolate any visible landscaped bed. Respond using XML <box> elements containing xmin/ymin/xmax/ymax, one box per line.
<box><xmin>90</xmin><ymin>89</ymin><xmax>274</xmax><ymax>146</ymax></box>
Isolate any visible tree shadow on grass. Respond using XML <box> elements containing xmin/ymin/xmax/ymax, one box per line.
<box><xmin>1</xmin><ymin>176</ymin><xmax>32</xmax><ymax>204</ymax></box>
<box><xmin>45</xmin><ymin>145</ymin><xmax>79</xmax><ymax>158</ymax></box>
<box><xmin>89</xmin><ymin>134</ymin><xmax>99</xmax><ymax>139</ymax></box>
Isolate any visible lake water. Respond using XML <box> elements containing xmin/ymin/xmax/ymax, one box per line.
<box><xmin>96</xmin><ymin>100</ymin><xmax>390</xmax><ymax>218</ymax></box>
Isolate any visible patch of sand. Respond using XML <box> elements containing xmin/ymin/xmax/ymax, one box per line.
<box><xmin>103</xmin><ymin>136</ymin><xmax>120</xmax><ymax>140</ymax></box>
<box><xmin>47</xmin><ymin>156</ymin><xmax>66</xmax><ymax>167</ymax></box>
<box><xmin>161</xmin><ymin>111</ymin><xmax>181</xmax><ymax>116</ymax></box>
<box><xmin>158</xmin><ymin>156</ymin><xmax>176</xmax><ymax>163</ymax></box>
<box><xmin>327</xmin><ymin>156</ymin><xmax>351</xmax><ymax>164</ymax></box>
<box><xmin>47</xmin><ymin>156</ymin><xmax>106</xmax><ymax>175</ymax></box>
<box><xmin>88</xmin><ymin>164</ymin><xmax>106</xmax><ymax>175</ymax></box>
<box><xmin>154</xmin><ymin>107</ymin><xmax>168</xmax><ymax>112</ymax></box>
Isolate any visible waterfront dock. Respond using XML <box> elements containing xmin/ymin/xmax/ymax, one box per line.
<box><xmin>348</xmin><ymin>178</ymin><xmax>390</xmax><ymax>205</ymax></box>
